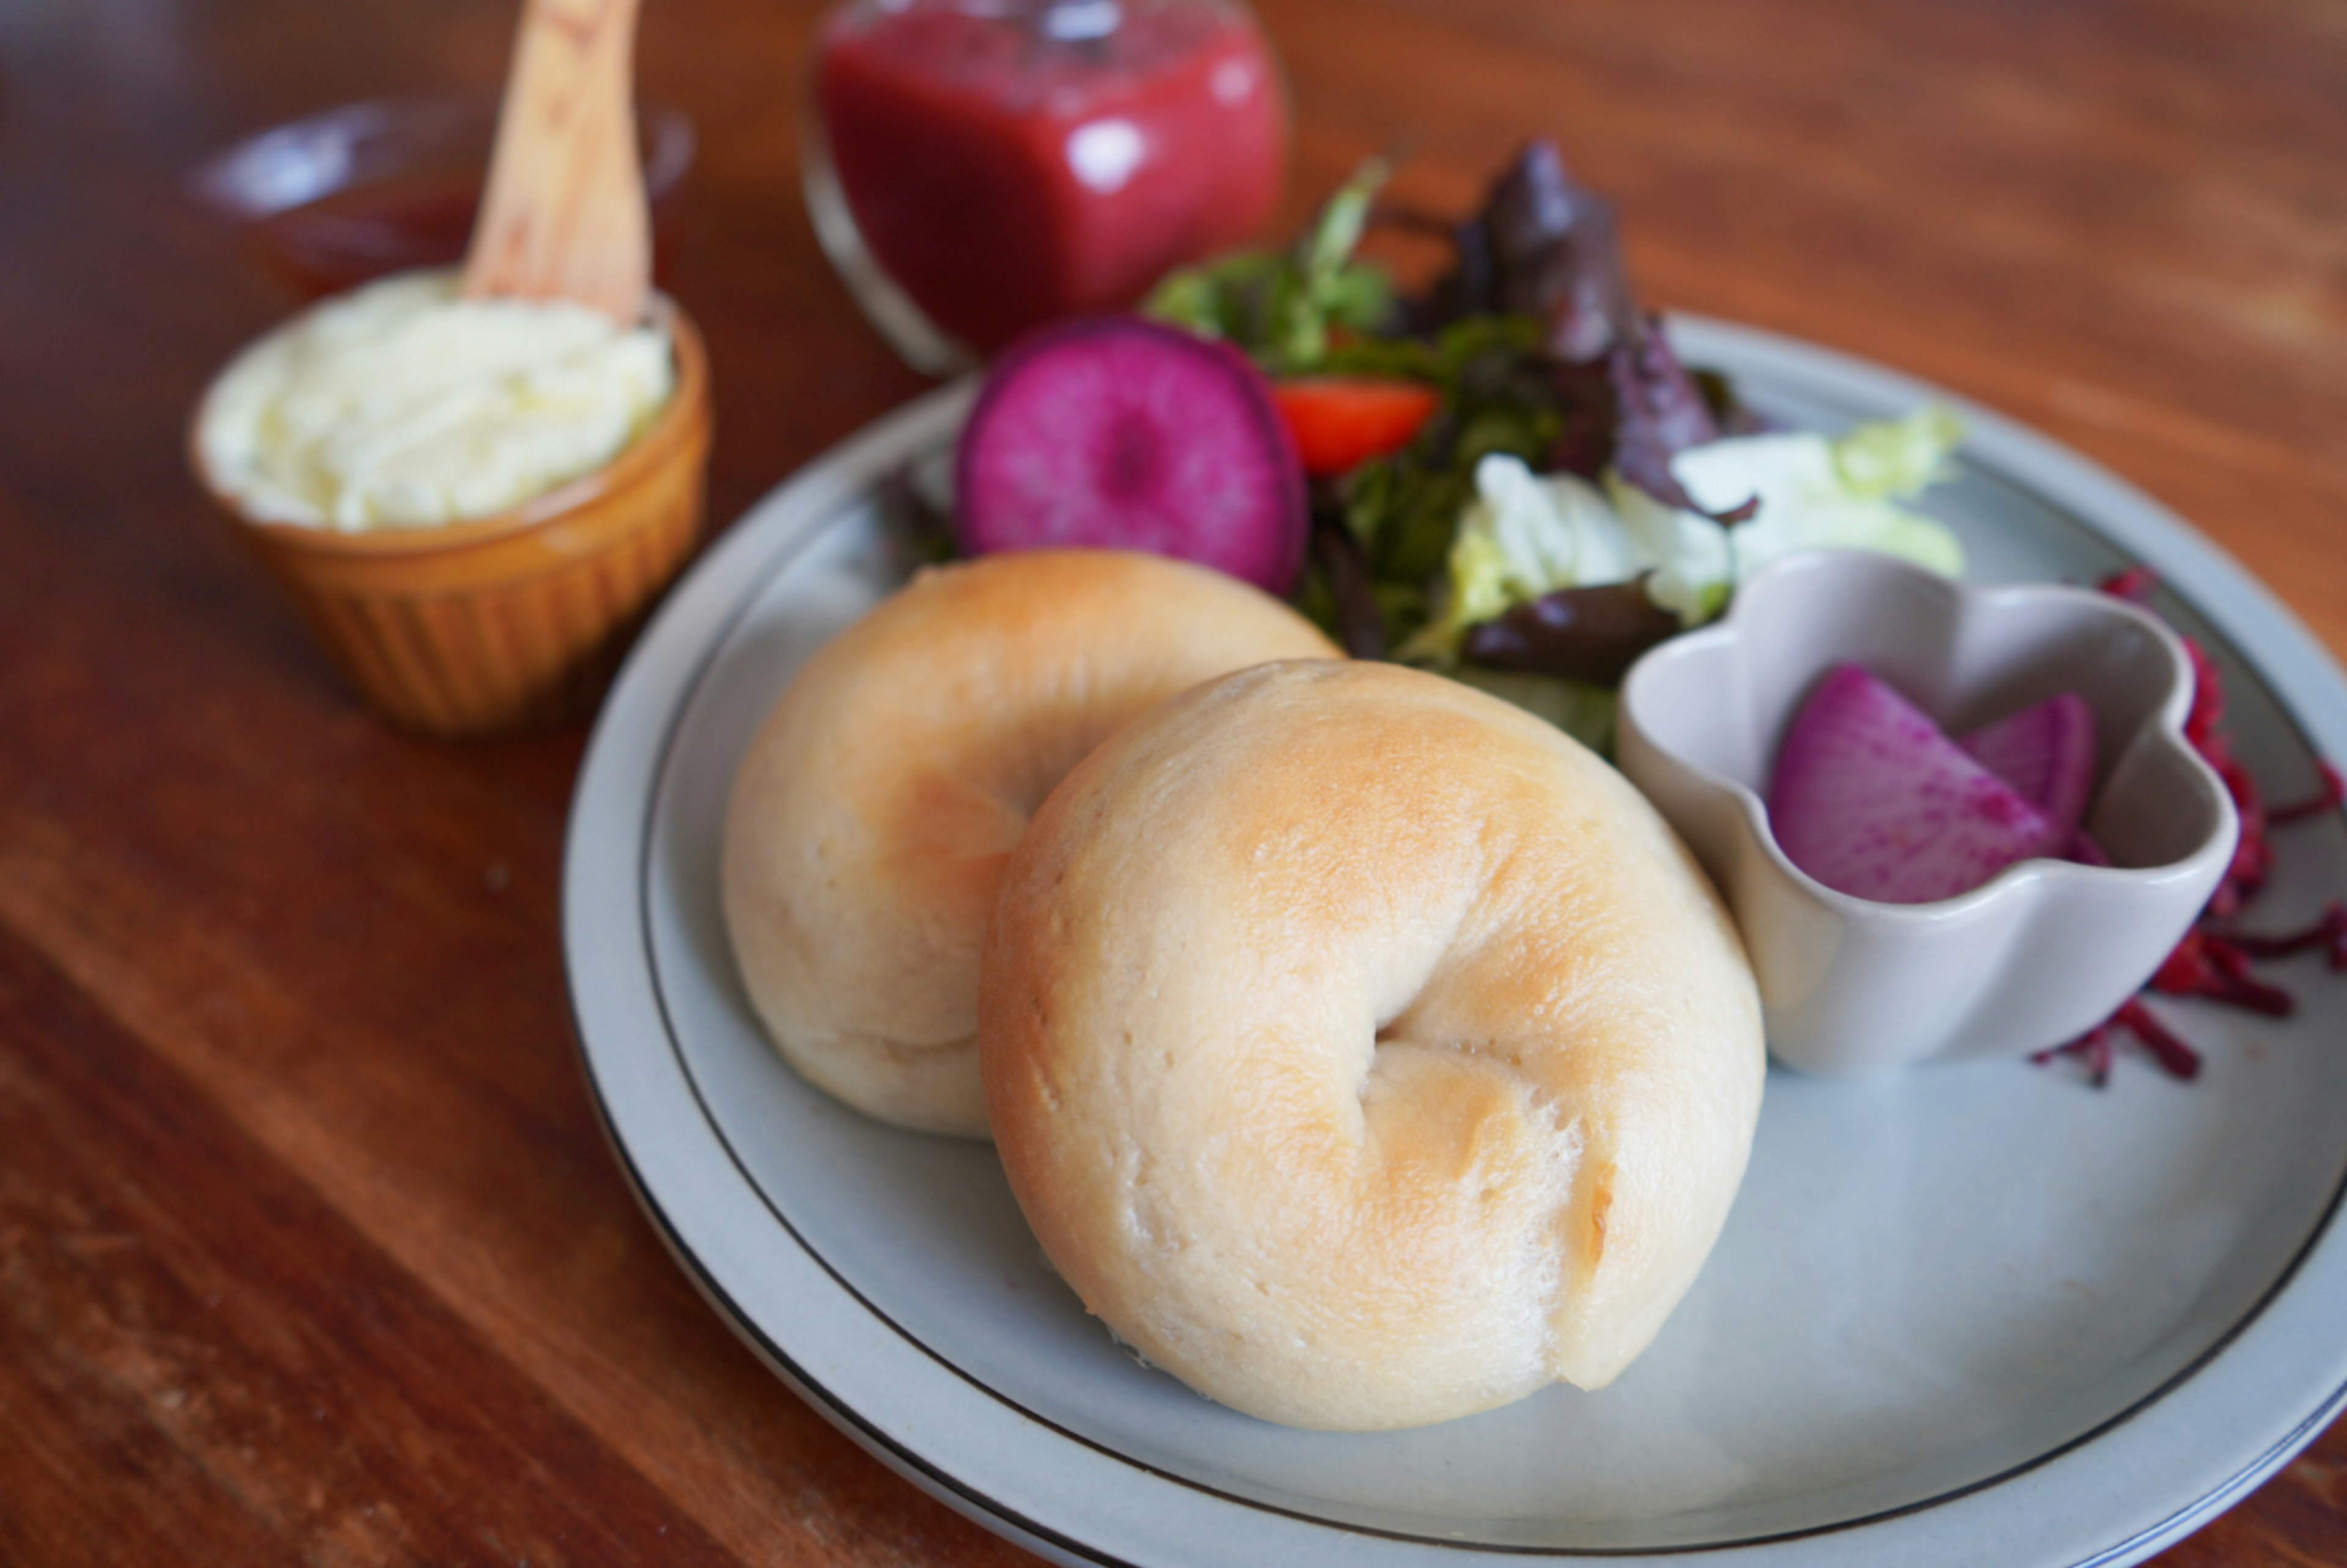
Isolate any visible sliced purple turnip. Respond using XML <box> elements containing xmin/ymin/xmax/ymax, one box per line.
<box><xmin>1768</xmin><ymin>664</ymin><xmax>2068</xmax><ymax>904</ymax></box>
<box><xmin>955</xmin><ymin>316</ymin><xmax>1309</xmax><ymax>595</ymax></box>
<box><xmin>1959</xmin><ymin>692</ymin><xmax>2097</xmax><ymax>835</ymax></box>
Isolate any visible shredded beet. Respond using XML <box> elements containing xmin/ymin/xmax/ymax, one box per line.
<box><xmin>2035</xmin><ymin>1020</ymin><xmax>2118</xmax><ymax>1086</ymax></box>
<box><xmin>2034</xmin><ymin>1000</ymin><xmax>2205</xmax><ymax>1085</ymax></box>
<box><xmin>2149</xmin><ymin>929</ymin><xmax>2296</xmax><ymax>1017</ymax></box>
<box><xmin>2218</xmin><ymin>899</ymin><xmax>2347</xmax><ymax>968</ymax></box>
<box><xmin>2112</xmin><ymin>999</ymin><xmax>2205</xmax><ymax>1081</ymax></box>
<box><xmin>2034</xmin><ymin>571</ymin><xmax>2341</xmax><ymax>1084</ymax></box>
<box><xmin>2101</xmin><ymin>566</ymin><xmax>2157</xmax><ymax>604</ymax></box>
<box><xmin>2271</xmin><ymin>761</ymin><xmax>2347</xmax><ymax>826</ymax></box>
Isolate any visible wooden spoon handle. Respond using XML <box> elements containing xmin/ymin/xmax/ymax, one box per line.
<box><xmin>461</xmin><ymin>0</ymin><xmax>650</xmax><ymax>324</ymax></box>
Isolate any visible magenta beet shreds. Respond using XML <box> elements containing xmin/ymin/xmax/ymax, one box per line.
<box><xmin>1768</xmin><ymin>664</ymin><xmax>2066</xmax><ymax>904</ymax></box>
<box><xmin>954</xmin><ymin>316</ymin><xmax>1308</xmax><ymax>595</ymax></box>
<box><xmin>2033</xmin><ymin>569</ymin><xmax>2346</xmax><ymax>1085</ymax></box>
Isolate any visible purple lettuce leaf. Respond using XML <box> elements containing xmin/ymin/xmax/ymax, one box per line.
<box><xmin>1606</xmin><ymin>317</ymin><xmax>1757</xmax><ymax>524</ymax></box>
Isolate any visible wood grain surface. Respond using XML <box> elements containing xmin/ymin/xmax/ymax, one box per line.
<box><xmin>2</xmin><ymin>0</ymin><xmax>2343</xmax><ymax>1563</ymax></box>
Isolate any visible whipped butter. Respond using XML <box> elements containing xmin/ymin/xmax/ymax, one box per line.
<box><xmin>198</xmin><ymin>269</ymin><xmax>674</xmax><ymax>532</ymax></box>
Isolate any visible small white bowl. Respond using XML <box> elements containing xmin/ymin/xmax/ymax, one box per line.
<box><xmin>1617</xmin><ymin>549</ymin><xmax>2238</xmax><ymax>1074</ymax></box>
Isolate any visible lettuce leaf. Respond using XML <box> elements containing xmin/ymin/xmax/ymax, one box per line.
<box><xmin>1619</xmin><ymin>408</ymin><xmax>1966</xmax><ymax>616</ymax></box>
<box><xmin>1832</xmin><ymin>405</ymin><xmax>1965</xmax><ymax>497</ymax></box>
<box><xmin>1399</xmin><ymin>454</ymin><xmax>1631</xmax><ymax>658</ymax></box>
<box><xmin>1414</xmin><ymin>407</ymin><xmax>1967</xmax><ymax>648</ymax></box>
<box><xmin>1145</xmin><ymin>161</ymin><xmax>1394</xmax><ymax>374</ymax></box>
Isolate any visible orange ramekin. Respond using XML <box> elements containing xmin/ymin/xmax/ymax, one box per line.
<box><xmin>190</xmin><ymin>299</ymin><xmax>712</xmax><ymax>737</ymax></box>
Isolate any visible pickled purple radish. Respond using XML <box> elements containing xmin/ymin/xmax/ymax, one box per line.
<box><xmin>1768</xmin><ymin>664</ymin><xmax>2067</xmax><ymax>904</ymax></box>
<box><xmin>955</xmin><ymin>316</ymin><xmax>1309</xmax><ymax>595</ymax></box>
<box><xmin>1960</xmin><ymin>692</ymin><xmax>2096</xmax><ymax>835</ymax></box>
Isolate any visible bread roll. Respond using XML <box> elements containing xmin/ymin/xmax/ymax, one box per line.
<box><xmin>981</xmin><ymin>659</ymin><xmax>1763</xmax><ymax>1429</ymax></box>
<box><xmin>722</xmin><ymin>549</ymin><xmax>1340</xmax><ymax>1136</ymax></box>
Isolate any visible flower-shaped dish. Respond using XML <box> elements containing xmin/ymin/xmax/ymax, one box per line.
<box><xmin>1617</xmin><ymin>548</ymin><xmax>2238</xmax><ymax>1074</ymax></box>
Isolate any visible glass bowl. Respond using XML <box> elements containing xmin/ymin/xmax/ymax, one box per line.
<box><xmin>187</xmin><ymin>94</ymin><xmax>694</xmax><ymax>299</ymax></box>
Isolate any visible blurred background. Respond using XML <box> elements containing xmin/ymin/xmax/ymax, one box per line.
<box><xmin>7</xmin><ymin>0</ymin><xmax>2342</xmax><ymax>639</ymax></box>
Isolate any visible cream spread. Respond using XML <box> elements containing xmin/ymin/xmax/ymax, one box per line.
<box><xmin>197</xmin><ymin>269</ymin><xmax>674</xmax><ymax>532</ymax></box>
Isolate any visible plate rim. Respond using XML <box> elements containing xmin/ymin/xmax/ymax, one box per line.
<box><xmin>563</xmin><ymin>315</ymin><xmax>2347</xmax><ymax>1567</ymax></box>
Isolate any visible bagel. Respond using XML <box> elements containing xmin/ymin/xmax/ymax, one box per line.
<box><xmin>980</xmin><ymin>659</ymin><xmax>1763</xmax><ymax>1431</ymax></box>
<box><xmin>721</xmin><ymin>549</ymin><xmax>1340</xmax><ymax>1137</ymax></box>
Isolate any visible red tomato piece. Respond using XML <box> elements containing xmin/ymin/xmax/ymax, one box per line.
<box><xmin>1270</xmin><ymin>377</ymin><xmax>1439</xmax><ymax>477</ymax></box>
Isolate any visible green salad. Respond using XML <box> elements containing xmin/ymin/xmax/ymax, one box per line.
<box><xmin>1145</xmin><ymin>143</ymin><xmax>1966</xmax><ymax>750</ymax></box>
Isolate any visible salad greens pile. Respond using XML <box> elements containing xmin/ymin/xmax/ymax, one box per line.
<box><xmin>1147</xmin><ymin>159</ymin><xmax>1396</xmax><ymax>375</ymax></box>
<box><xmin>1147</xmin><ymin>142</ymin><xmax>1966</xmax><ymax>750</ymax></box>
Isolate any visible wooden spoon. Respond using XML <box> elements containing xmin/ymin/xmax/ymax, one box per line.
<box><xmin>461</xmin><ymin>0</ymin><xmax>650</xmax><ymax>325</ymax></box>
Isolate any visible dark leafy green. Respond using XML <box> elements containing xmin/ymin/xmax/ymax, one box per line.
<box><xmin>1416</xmin><ymin>142</ymin><xmax>1751</xmax><ymax>521</ymax></box>
<box><xmin>1304</xmin><ymin>499</ymin><xmax>1387</xmax><ymax>658</ymax></box>
<box><xmin>1607</xmin><ymin>318</ymin><xmax>1757</xmax><ymax>523</ymax></box>
<box><xmin>1416</xmin><ymin>139</ymin><xmax>1637</xmax><ymax>362</ymax></box>
<box><xmin>1332</xmin><ymin>315</ymin><xmax>1563</xmax><ymax>646</ymax></box>
<box><xmin>1692</xmin><ymin>366</ymin><xmax>1769</xmax><ymax>437</ymax></box>
<box><xmin>1460</xmin><ymin>575</ymin><xmax>1686</xmax><ymax>687</ymax></box>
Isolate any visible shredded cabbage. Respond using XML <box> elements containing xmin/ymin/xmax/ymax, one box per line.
<box><xmin>1412</xmin><ymin>407</ymin><xmax>1967</xmax><ymax>651</ymax></box>
<box><xmin>1634</xmin><ymin>407</ymin><xmax>1967</xmax><ymax>614</ymax></box>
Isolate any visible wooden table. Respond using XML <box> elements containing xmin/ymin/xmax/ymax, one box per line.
<box><xmin>2</xmin><ymin>1</ymin><xmax>2342</xmax><ymax>1562</ymax></box>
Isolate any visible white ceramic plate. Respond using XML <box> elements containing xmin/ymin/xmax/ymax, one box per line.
<box><xmin>563</xmin><ymin>318</ymin><xmax>2347</xmax><ymax>1567</ymax></box>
